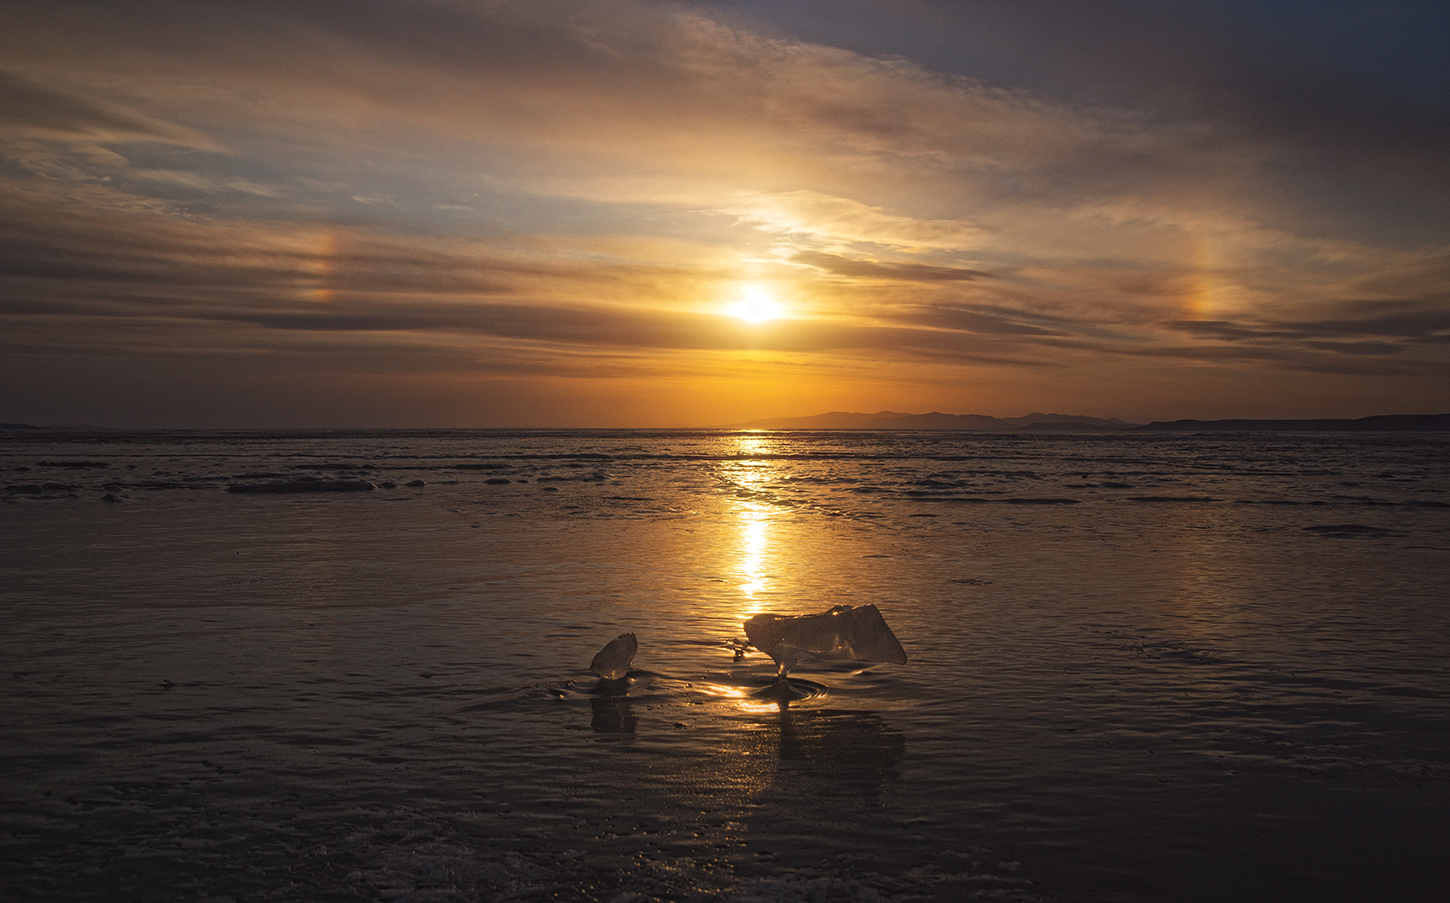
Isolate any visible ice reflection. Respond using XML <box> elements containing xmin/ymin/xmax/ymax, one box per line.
<box><xmin>1154</xmin><ymin>505</ymin><xmax>1238</xmax><ymax>632</ymax></box>
<box><xmin>710</xmin><ymin>707</ymin><xmax>907</xmax><ymax>799</ymax></box>
<box><xmin>774</xmin><ymin>709</ymin><xmax>905</xmax><ymax>797</ymax></box>
<box><xmin>723</xmin><ymin>435</ymin><xmax>783</xmax><ymax>620</ymax></box>
<box><xmin>739</xmin><ymin>506</ymin><xmax>768</xmax><ymax>604</ymax></box>
<box><xmin>589</xmin><ymin>695</ymin><xmax>638</xmax><ymax>734</ymax></box>
<box><xmin>707</xmin><ymin>682</ymin><xmax>796</xmax><ymax>716</ymax></box>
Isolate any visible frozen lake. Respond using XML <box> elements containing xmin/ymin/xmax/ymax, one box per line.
<box><xmin>3</xmin><ymin>429</ymin><xmax>1449</xmax><ymax>901</ymax></box>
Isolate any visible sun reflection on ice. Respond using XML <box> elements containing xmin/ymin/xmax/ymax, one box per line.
<box><xmin>726</xmin><ymin>434</ymin><xmax>779</xmax><ymax>621</ymax></box>
<box><xmin>739</xmin><ymin>504</ymin><xmax>769</xmax><ymax>604</ymax></box>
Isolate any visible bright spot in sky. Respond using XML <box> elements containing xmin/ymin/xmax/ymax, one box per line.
<box><xmin>729</xmin><ymin>285</ymin><xmax>782</xmax><ymax>323</ymax></box>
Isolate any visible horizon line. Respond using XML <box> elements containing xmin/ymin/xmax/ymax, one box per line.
<box><xmin>5</xmin><ymin>411</ymin><xmax>1450</xmax><ymax>433</ymax></box>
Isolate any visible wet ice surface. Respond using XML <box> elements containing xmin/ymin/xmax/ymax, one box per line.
<box><xmin>3</xmin><ymin>430</ymin><xmax>1450</xmax><ymax>901</ymax></box>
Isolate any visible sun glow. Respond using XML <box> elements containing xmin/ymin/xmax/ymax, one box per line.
<box><xmin>728</xmin><ymin>285</ymin><xmax>782</xmax><ymax>323</ymax></box>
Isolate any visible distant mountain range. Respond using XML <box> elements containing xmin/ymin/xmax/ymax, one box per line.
<box><xmin>728</xmin><ymin>411</ymin><xmax>1450</xmax><ymax>432</ymax></box>
<box><xmin>728</xmin><ymin>411</ymin><xmax>1141</xmax><ymax>431</ymax></box>
<box><xmin>1137</xmin><ymin>414</ymin><xmax>1450</xmax><ymax>432</ymax></box>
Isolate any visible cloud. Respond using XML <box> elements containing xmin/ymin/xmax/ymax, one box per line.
<box><xmin>1170</xmin><ymin>306</ymin><xmax>1450</xmax><ymax>346</ymax></box>
<box><xmin>790</xmin><ymin>250</ymin><xmax>990</xmax><ymax>282</ymax></box>
<box><xmin>0</xmin><ymin>69</ymin><xmax>203</xmax><ymax>147</ymax></box>
<box><xmin>896</xmin><ymin>304</ymin><xmax>1075</xmax><ymax>338</ymax></box>
<box><xmin>718</xmin><ymin>191</ymin><xmax>988</xmax><ymax>252</ymax></box>
<box><xmin>0</xmin><ymin>0</ymin><xmax>1447</xmax><ymax>424</ymax></box>
<box><xmin>702</xmin><ymin>0</ymin><xmax>1450</xmax><ymax>199</ymax></box>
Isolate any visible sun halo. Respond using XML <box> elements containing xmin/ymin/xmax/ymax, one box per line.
<box><xmin>728</xmin><ymin>285</ymin><xmax>783</xmax><ymax>323</ymax></box>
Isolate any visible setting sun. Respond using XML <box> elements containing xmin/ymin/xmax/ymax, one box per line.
<box><xmin>728</xmin><ymin>285</ymin><xmax>783</xmax><ymax>323</ymax></box>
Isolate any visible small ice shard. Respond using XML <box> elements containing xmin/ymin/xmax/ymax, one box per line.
<box><xmin>589</xmin><ymin>632</ymin><xmax>638</xmax><ymax>680</ymax></box>
<box><xmin>745</xmin><ymin>604</ymin><xmax>907</xmax><ymax>679</ymax></box>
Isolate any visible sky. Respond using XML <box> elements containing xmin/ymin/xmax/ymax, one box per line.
<box><xmin>2</xmin><ymin>0</ymin><xmax>1448</xmax><ymax>428</ymax></box>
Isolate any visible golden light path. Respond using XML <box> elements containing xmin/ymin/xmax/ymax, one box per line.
<box><xmin>726</xmin><ymin>434</ymin><xmax>777</xmax><ymax>613</ymax></box>
<box><xmin>739</xmin><ymin>508</ymin><xmax>769</xmax><ymax>602</ymax></box>
<box><xmin>721</xmin><ymin>434</ymin><xmax>793</xmax><ymax>714</ymax></box>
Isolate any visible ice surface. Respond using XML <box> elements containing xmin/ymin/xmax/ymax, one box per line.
<box><xmin>744</xmin><ymin>604</ymin><xmax>907</xmax><ymax>678</ymax></box>
<box><xmin>6</xmin><ymin>431</ymin><xmax>1448</xmax><ymax>903</ymax></box>
<box><xmin>225</xmin><ymin>479</ymin><xmax>376</xmax><ymax>493</ymax></box>
<box><xmin>589</xmin><ymin>632</ymin><xmax>638</xmax><ymax>680</ymax></box>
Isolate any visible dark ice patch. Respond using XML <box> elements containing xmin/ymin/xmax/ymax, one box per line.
<box><xmin>226</xmin><ymin>479</ymin><xmax>376</xmax><ymax>494</ymax></box>
<box><xmin>1302</xmin><ymin>524</ymin><xmax>1407</xmax><ymax>538</ymax></box>
<box><xmin>5</xmin><ymin>482</ymin><xmax>78</xmax><ymax>494</ymax></box>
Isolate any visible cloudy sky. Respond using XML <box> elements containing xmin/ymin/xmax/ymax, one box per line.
<box><xmin>2</xmin><ymin>0</ymin><xmax>1447</xmax><ymax>427</ymax></box>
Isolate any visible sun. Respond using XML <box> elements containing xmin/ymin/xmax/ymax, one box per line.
<box><xmin>728</xmin><ymin>285</ymin><xmax>783</xmax><ymax>323</ymax></box>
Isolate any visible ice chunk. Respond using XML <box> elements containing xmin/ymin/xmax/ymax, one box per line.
<box><xmin>744</xmin><ymin>604</ymin><xmax>907</xmax><ymax>678</ymax></box>
<box><xmin>589</xmin><ymin>632</ymin><xmax>638</xmax><ymax>680</ymax></box>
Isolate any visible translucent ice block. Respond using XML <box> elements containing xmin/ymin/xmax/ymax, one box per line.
<box><xmin>589</xmin><ymin>632</ymin><xmax>638</xmax><ymax>680</ymax></box>
<box><xmin>744</xmin><ymin>604</ymin><xmax>907</xmax><ymax>678</ymax></box>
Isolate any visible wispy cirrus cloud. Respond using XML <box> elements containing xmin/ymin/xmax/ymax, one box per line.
<box><xmin>0</xmin><ymin>0</ymin><xmax>1447</xmax><ymax>425</ymax></box>
<box><xmin>0</xmin><ymin>69</ymin><xmax>205</xmax><ymax>148</ymax></box>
